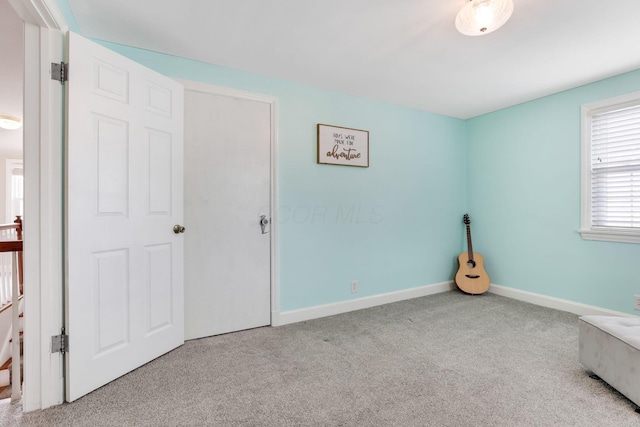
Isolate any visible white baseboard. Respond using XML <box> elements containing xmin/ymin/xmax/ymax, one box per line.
<box><xmin>272</xmin><ymin>281</ymin><xmax>456</xmax><ymax>326</ymax></box>
<box><xmin>272</xmin><ymin>281</ymin><xmax>637</xmax><ymax>328</ymax></box>
<box><xmin>489</xmin><ymin>284</ymin><xmax>637</xmax><ymax>318</ymax></box>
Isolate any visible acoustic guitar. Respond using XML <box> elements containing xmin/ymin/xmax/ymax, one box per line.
<box><xmin>455</xmin><ymin>214</ymin><xmax>490</xmax><ymax>295</ymax></box>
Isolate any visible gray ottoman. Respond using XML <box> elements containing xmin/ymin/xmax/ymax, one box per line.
<box><xmin>579</xmin><ymin>315</ymin><xmax>640</xmax><ymax>408</ymax></box>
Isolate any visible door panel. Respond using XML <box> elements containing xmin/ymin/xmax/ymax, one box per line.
<box><xmin>184</xmin><ymin>88</ymin><xmax>271</xmax><ymax>340</ymax></box>
<box><xmin>66</xmin><ymin>32</ymin><xmax>184</xmax><ymax>402</ymax></box>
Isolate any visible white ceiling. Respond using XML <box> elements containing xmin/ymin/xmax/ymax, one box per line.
<box><xmin>49</xmin><ymin>0</ymin><xmax>640</xmax><ymax>119</ymax></box>
<box><xmin>0</xmin><ymin>0</ymin><xmax>24</xmax><ymax>155</ymax></box>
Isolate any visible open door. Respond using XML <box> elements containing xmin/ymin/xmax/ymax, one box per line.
<box><xmin>66</xmin><ymin>32</ymin><xmax>184</xmax><ymax>401</ymax></box>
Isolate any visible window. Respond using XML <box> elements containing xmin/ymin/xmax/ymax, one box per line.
<box><xmin>580</xmin><ymin>91</ymin><xmax>640</xmax><ymax>243</ymax></box>
<box><xmin>5</xmin><ymin>159</ymin><xmax>23</xmax><ymax>223</ymax></box>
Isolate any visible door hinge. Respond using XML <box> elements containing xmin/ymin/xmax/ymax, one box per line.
<box><xmin>51</xmin><ymin>329</ymin><xmax>68</xmax><ymax>353</ymax></box>
<box><xmin>51</xmin><ymin>61</ymin><xmax>68</xmax><ymax>84</ymax></box>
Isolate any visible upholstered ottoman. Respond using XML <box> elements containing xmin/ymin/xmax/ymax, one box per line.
<box><xmin>579</xmin><ymin>315</ymin><xmax>640</xmax><ymax>409</ymax></box>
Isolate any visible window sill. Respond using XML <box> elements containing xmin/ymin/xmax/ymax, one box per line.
<box><xmin>578</xmin><ymin>228</ymin><xmax>640</xmax><ymax>244</ymax></box>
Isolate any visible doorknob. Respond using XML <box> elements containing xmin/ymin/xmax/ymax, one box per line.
<box><xmin>173</xmin><ymin>224</ymin><xmax>186</xmax><ymax>234</ymax></box>
<box><xmin>259</xmin><ymin>215</ymin><xmax>269</xmax><ymax>234</ymax></box>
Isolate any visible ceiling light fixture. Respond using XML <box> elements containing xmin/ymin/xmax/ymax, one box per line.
<box><xmin>0</xmin><ymin>115</ymin><xmax>23</xmax><ymax>130</ymax></box>
<box><xmin>455</xmin><ymin>0</ymin><xmax>514</xmax><ymax>36</ymax></box>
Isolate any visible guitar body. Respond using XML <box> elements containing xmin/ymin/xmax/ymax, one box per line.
<box><xmin>455</xmin><ymin>252</ymin><xmax>490</xmax><ymax>295</ymax></box>
<box><xmin>455</xmin><ymin>213</ymin><xmax>490</xmax><ymax>295</ymax></box>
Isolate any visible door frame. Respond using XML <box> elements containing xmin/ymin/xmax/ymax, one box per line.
<box><xmin>9</xmin><ymin>0</ymin><xmax>66</xmax><ymax>411</ymax></box>
<box><xmin>179</xmin><ymin>80</ymin><xmax>281</xmax><ymax>318</ymax></box>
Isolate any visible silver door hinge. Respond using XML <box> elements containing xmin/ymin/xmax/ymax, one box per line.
<box><xmin>51</xmin><ymin>62</ymin><xmax>68</xmax><ymax>84</ymax></box>
<box><xmin>51</xmin><ymin>329</ymin><xmax>68</xmax><ymax>353</ymax></box>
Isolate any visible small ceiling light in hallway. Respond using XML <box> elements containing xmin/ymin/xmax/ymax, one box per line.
<box><xmin>0</xmin><ymin>115</ymin><xmax>22</xmax><ymax>130</ymax></box>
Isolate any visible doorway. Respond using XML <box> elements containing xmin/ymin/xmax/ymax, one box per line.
<box><xmin>0</xmin><ymin>0</ymin><xmax>25</xmax><ymax>403</ymax></box>
<box><xmin>5</xmin><ymin>0</ymin><xmax>66</xmax><ymax>411</ymax></box>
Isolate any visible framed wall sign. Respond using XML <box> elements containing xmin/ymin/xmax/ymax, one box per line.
<box><xmin>317</xmin><ymin>124</ymin><xmax>369</xmax><ymax>168</ymax></box>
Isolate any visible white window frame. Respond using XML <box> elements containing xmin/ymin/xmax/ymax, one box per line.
<box><xmin>580</xmin><ymin>90</ymin><xmax>640</xmax><ymax>243</ymax></box>
<box><xmin>5</xmin><ymin>159</ymin><xmax>23</xmax><ymax>222</ymax></box>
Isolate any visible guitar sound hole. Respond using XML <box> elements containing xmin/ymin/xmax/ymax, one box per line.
<box><xmin>466</xmin><ymin>260</ymin><xmax>476</xmax><ymax>268</ymax></box>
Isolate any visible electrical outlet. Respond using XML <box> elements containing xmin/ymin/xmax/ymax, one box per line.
<box><xmin>634</xmin><ymin>295</ymin><xmax>640</xmax><ymax>311</ymax></box>
<box><xmin>351</xmin><ymin>280</ymin><xmax>358</xmax><ymax>293</ymax></box>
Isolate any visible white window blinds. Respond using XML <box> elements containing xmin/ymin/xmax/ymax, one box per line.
<box><xmin>590</xmin><ymin>103</ymin><xmax>640</xmax><ymax>228</ymax></box>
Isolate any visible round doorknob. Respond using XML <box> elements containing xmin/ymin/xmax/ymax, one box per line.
<box><xmin>173</xmin><ymin>224</ymin><xmax>186</xmax><ymax>234</ymax></box>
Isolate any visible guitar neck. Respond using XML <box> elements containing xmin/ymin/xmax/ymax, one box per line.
<box><xmin>466</xmin><ymin>223</ymin><xmax>474</xmax><ymax>261</ymax></box>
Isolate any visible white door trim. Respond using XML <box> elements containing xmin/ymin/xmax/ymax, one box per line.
<box><xmin>177</xmin><ymin>80</ymin><xmax>280</xmax><ymax>317</ymax></box>
<box><xmin>10</xmin><ymin>0</ymin><xmax>67</xmax><ymax>31</ymax></box>
<box><xmin>10</xmin><ymin>0</ymin><xmax>66</xmax><ymax>412</ymax></box>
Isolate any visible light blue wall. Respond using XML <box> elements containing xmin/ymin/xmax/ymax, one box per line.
<box><xmin>57</xmin><ymin>2</ymin><xmax>467</xmax><ymax>312</ymax></box>
<box><xmin>467</xmin><ymin>70</ymin><xmax>640</xmax><ymax>315</ymax></box>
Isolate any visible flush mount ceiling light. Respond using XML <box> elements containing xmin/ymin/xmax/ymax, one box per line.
<box><xmin>456</xmin><ymin>0</ymin><xmax>514</xmax><ymax>36</ymax></box>
<box><xmin>0</xmin><ymin>115</ymin><xmax>22</xmax><ymax>130</ymax></box>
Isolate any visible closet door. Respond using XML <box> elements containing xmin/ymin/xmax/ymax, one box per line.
<box><xmin>184</xmin><ymin>84</ymin><xmax>272</xmax><ymax>339</ymax></box>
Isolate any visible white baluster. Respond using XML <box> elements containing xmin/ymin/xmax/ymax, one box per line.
<box><xmin>11</xmin><ymin>252</ymin><xmax>21</xmax><ymax>401</ymax></box>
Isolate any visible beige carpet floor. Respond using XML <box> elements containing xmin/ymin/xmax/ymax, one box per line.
<box><xmin>1</xmin><ymin>291</ymin><xmax>639</xmax><ymax>426</ymax></box>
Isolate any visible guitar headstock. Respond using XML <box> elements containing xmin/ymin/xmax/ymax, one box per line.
<box><xmin>463</xmin><ymin>214</ymin><xmax>470</xmax><ymax>225</ymax></box>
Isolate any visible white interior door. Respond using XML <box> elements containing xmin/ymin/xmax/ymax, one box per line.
<box><xmin>66</xmin><ymin>32</ymin><xmax>184</xmax><ymax>402</ymax></box>
<box><xmin>184</xmin><ymin>85</ymin><xmax>272</xmax><ymax>340</ymax></box>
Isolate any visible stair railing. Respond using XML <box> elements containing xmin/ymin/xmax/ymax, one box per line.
<box><xmin>0</xmin><ymin>216</ymin><xmax>22</xmax><ymax>309</ymax></box>
<box><xmin>0</xmin><ymin>216</ymin><xmax>23</xmax><ymax>401</ymax></box>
